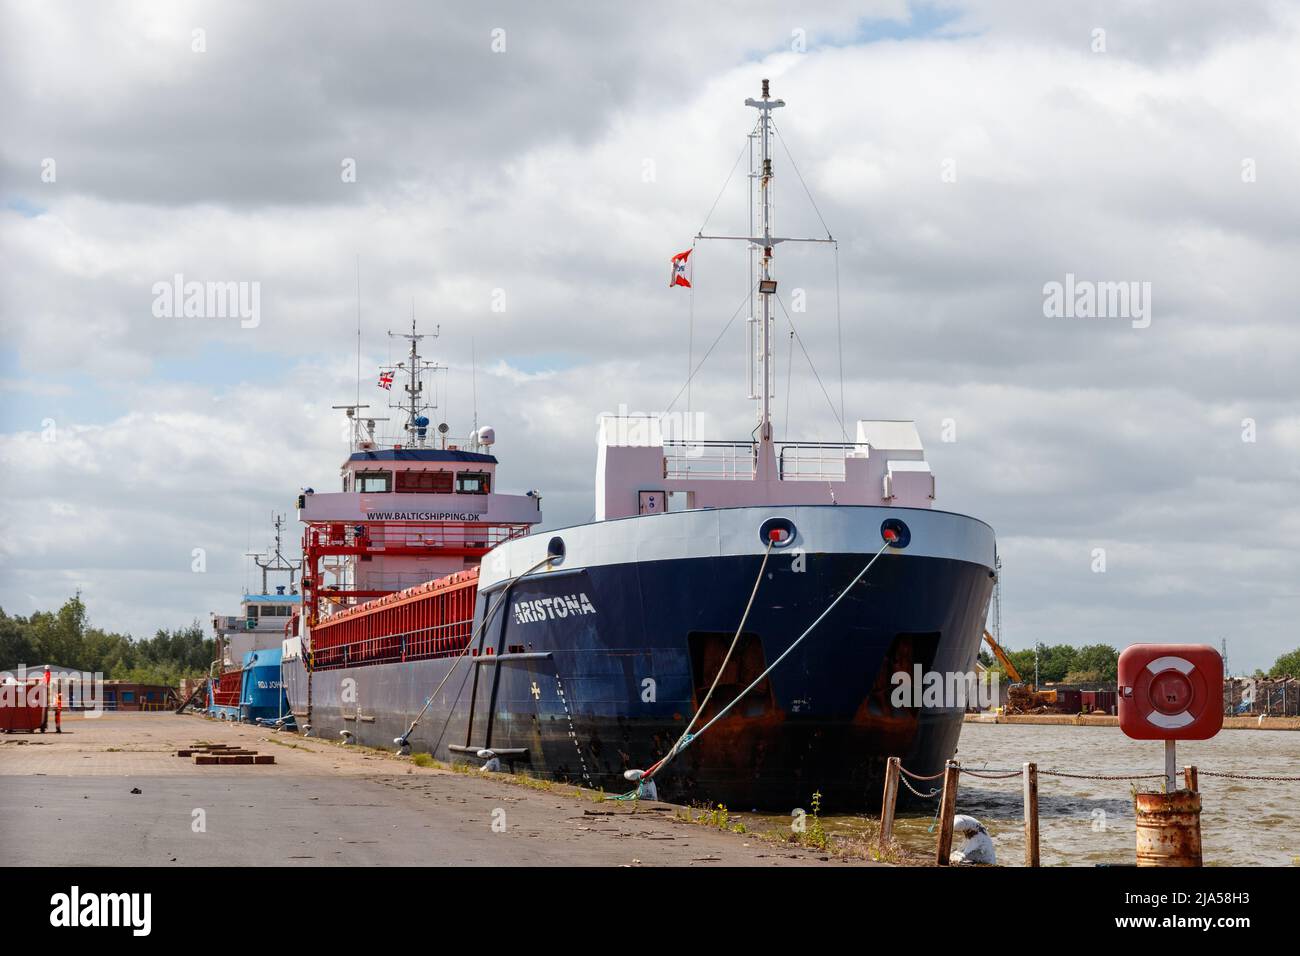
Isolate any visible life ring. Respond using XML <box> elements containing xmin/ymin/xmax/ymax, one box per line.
<box><xmin>1141</xmin><ymin>655</ymin><xmax>1200</xmax><ymax>730</ymax></box>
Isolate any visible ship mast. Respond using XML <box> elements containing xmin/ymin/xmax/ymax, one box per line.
<box><xmin>386</xmin><ymin>317</ymin><xmax>444</xmax><ymax>447</ymax></box>
<box><xmin>246</xmin><ymin>514</ymin><xmax>302</xmax><ymax>594</ymax></box>
<box><xmin>697</xmin><ymin>79</ymin><xmax>834</xmax><ymax>471</ymax></box>
<box><xmin>752</xmin><ymin>79</ymin><xmax>779</xmax><ymax>443</ymax></box>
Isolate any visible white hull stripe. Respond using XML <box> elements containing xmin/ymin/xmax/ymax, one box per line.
<box><xmin>479</xmin><ymin>504</ymin><xmax>995</xmax><ymax>591</ymax></box>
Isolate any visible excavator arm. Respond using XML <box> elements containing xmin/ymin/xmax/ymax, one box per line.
<box><xmin>982</xmin><ymin>629</ymin><xmax>1022</xmax><ymax>684</ymax></box>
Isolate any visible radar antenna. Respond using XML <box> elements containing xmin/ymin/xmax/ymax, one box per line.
<box><xmin>246</xmin><ymin>514</ymin><xmax>303</xmax><ymax>594</ymax></box>
<box><xmin>382</xmin><ymin>317</ymin><xmax>445</xmax><ymax>447</ymax></box>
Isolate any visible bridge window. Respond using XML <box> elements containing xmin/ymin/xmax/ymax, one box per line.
<box><xmin>456</xmin><ymin>471</ymin><xmax>491</xmax><ymax>495</ymax></box>
<box><xmin>356</xmin><ymin>471</ymin><xmax>391</xmax><ymax>493</ymax></box>
<box><xmin>396</xmin><ymin>470</ymin><xmax>454</xmax><ymax>494</ymax></box>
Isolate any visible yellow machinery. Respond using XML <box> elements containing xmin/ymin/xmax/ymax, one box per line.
<box><xmin>982</xmin><ymin>629</ymin><xmax>1058</xmax><ymax>709</ymax></box>
<box><xmin>982</xmin><ymin>629</ymin><xmax>1022</xmax><ymax>683</ymax></box>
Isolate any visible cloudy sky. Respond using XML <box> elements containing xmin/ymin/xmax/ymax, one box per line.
<box><xmin>1</xmin><ymin>0</ymin><xmax>1296</xmax><ymax>672</ymax></box>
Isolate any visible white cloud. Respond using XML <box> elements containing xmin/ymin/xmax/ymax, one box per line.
<box><xmin>2</xmin><ymin>1</ymin><xmax>1297</xmax><ymax>671</ymax></box>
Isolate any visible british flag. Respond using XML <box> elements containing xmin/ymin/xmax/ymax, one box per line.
<box><xmin>378</xmin><ymin>370</ymin><xmax>394</xmax><ymax>390</ymax></box>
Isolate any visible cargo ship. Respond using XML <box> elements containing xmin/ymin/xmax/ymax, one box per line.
<box><xmin>205</xmin><ymin>516</ymin><xmax>300</xmax><ymax>725</ymax></box>
<box><xmin>285</xmin><ymin>82</ymin><xmax>996</xmax><ymax>809</ymax></box>
<box><xmin>280</xmin><ymin>321</ymin><xmax>543</xmax><ymax>739</ymax></box>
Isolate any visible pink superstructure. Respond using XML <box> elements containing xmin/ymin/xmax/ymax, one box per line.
<box><xmin>595</xmin><ymin>417</ymin><xmax>935</xmax><ymax>520</ymax></box>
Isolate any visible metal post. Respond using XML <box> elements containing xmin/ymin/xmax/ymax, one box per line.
<box><xmin>1164</xmin><ymin>739</ymin><xmax>1177</xmax><ymax>793</ymax></box>
<box><xmin>935</xmin><ymin>760</ymin><xmax>960</xmax><ymax>866</ymax></box>
<box><xmin>1023</xmin><ymin>762</ymin><xmax>1040</xmax><ymax>867</ymax></box>
<box><xmin>1183</xmin><ymin>765</ymin><xmax>1198</xmax><ymax>792</ymax></box>
<box><xmin>758</xmin><ymin>97</ymin><xmax>771</xmax><ymax>442</ymax></box>
<box><xmin>879</xmin><ymin>756</ymin><xmax>900</xmax><ymax>849</ymax></box>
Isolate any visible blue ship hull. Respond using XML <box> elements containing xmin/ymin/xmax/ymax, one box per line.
<box><xmin>285</xmin><ymin>505</ymin><xmax>995</xmax><ymax>810</ymax></box>
<box><xmin>210</xmin><ymin>649</ymin><xmax>292</xmax><ymax>725</ymax></box>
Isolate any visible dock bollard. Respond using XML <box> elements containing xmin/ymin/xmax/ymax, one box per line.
<box><xmin>879</xmin><ymin>756</ymin><xmax>900</xmax><ymax>850</ymax></box>
<box><xmin>1135</xmin><ymin>790</ymin><xmax>1203</xmax><ymax>867</ymax></box>
<box><xmin>935</xmin><ymin>760</ymin><xmax>960</xmax><ymax>866</ymax></box>
<box><xmin>1022</xmin><ymin>762</ymin><xmax>1040</xmax><ymax>867</ymax></box>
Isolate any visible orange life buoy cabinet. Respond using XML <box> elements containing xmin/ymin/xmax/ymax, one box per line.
<box><xmin>1118</xmin><ymin>643</ymin><xmax>1222</xmax><ymax>740</ymax></box>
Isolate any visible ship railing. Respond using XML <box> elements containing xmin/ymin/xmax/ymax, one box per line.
<box><xmin>303</xmin><ymin>521</ymin><xmax>531</xmax><ymax>553</ymax></box>
<box><xmin>214</xmin><ymin>616</ymin><xmax>294</xmax><ymax>633</ymax></box>
<box><xmin>662</xmin><ymin>440</ymin><xmax>854</xmax><ymax>481</ymax></box>
<box><xmin>663</xmin><ymin>440</ymin><xmax>756</xmax><ymax>480</ymax></box>
<box><xmin>776</xmin><ymin>441</ymin><xmax>854</xmax><ymax>481</ymax></box>
<box><xmin>309</xmin><ymin>617</ymin><xmax>477</xmax><ymax>671</ymax></box>
<box><xmin>321</xmin><ymin>570</ymin><xmax>459</xmax><ymax>596</ymax></box>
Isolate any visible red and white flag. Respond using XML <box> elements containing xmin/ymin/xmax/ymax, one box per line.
<box><xmin>377</xmin><ymin>370</ymin><xmax>394</xmax><ymax>390</ymax></box>
<box><xmin>669</xmin><ymin>249</ymin><xmax>692</xmax><ymax>288</ymax></box>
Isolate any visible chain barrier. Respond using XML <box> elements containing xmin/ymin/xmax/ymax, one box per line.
<box><xmin>1197</xmin><ymin>770</ymin><xmax>1300</xmax><ymax>782</ymax></box>
<box><xmin>1039</xmin><ymin>769</ymin><xmax>1166</xmax><ymax>781</ymax></box>
<box><xmin>898</xmin><ymin>773</ymin><xmax>940</xmax><ymax>800</ymax></box>
<box><xmin>898</xmin><ymin>766</ymin><xmax>945</xmax><ymax>781</ymax></box>
<box><xmin>905</xmin><ymin>764</ymin><xmax>1298</xmax><ymax>784</ymax></box>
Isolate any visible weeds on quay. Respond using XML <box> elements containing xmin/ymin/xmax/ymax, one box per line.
<box><xmin>678</xmin><ymin>803</ymin><xmax>748</xmax><ymax>834</ymax></box>
<box><xmin>797</xmin><ymin>791</ymin><xmax>829</xmax><ymax>850</ymax></box>
<box><xmin>668</xmin><ymin>790</ymin><xmax>922</xmax><ymax>863</ymax></box>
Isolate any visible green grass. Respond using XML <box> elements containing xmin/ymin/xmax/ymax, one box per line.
<box><xmin>680</xmin><ymin>803</ymin><xmax>748</xmax><ymax>834</ymax></box>
<box><xmin>799</xmin><ymin>791</ymin><xmax>829</xmax><ymax>850</ymax></box>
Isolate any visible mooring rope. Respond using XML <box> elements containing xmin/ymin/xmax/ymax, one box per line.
<box><xmin>620</xmin><ymin>535</ymin><xmax>898</xmax><ymax>799</ymax></box>
<box><xmin>660</xmin><ymin>280</ymin><xmax>759</xmax><ymax>422</ymax></box>
<box><xmin>685</xmin><ymin>536</ymin><xmax>895</xmax><ymax>742</ymax></box>
<box><xmin>638</xmin><ymin>541</ymin><xmax>776</xmax><ymax>785</ymax></box>
<box><xmin>394</xmin><ymin>552</ymin><xmax>556</xmax><ymax>749</ymax></box>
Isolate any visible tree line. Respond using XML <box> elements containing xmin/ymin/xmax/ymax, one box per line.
<box><xmin>979</xmin><ymin>642</ymin><xmax>1300</xmax><ymax>683</ymax></box>
<box><xmin>0</xmin><ymin>595</ymin><xmax>213</xmax><ymax>687</ymax></box>
<box><xmin>3</xmin><ymin>595</ymin><xmax>1296</xmax><ymax>687</ymax></box>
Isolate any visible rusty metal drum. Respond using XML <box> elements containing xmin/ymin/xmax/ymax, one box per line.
<box><xmin>1135</xmin><ymin>791</ymin><xmax>1203</xmax><ymax>866</ymax></box>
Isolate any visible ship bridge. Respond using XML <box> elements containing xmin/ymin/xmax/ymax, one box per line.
<box><xmin>298</xmin><ymin>447</ymin><xmax>540</xmax><ymax>623</ymax></box>
<box><xmin>213</xmin><ymin>589</ymin><xmax>304</xmax><ymax>668</ymax></box>
<box><xmin>302</xmin><ymin>447</ymin><xmax>539</xmax><ymax>521</ymax></box>
<box><xmin>298</xmin><ymin>320</ymin><xmax>540</xmax><ymax>627</ymax></box>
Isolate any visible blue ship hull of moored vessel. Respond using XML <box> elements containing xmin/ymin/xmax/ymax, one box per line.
<box><xmin>284</xmin><ymin>504</ymin><xmax>994</xmax><ymax>809</ymax></box>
